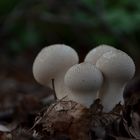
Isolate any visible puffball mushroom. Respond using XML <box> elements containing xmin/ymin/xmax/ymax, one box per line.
<box><xmin>84</xmin><ymin>44</ymin><xmax>117</xmax><ymax>65</ymax></box>
<box><xmin>96</xmin><ymin>50</ymin><xmax>135</xmax><ymax>112</ymax></box>
<box><xmin>84</xmin><ymin>44</ymin><xmax>117</xmax><ymax>98</ymax></box>
<box><xmin>64</xmin><ymin>62</ymin><xmax>103</xmax><ymax>107</ymax></box>
<box><xmin>33</xmin><ymin>44</ymin><xmax>79</xmax><ymax>99</ymax></box>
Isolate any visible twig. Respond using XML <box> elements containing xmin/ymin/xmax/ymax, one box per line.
<box><xmin>28</xmin><ymin>95</ymin><xmax>68</xmax><ymax>131</ymax></box>
<box><xmin>52</xmin><ymin>79</ymin><xmax>57</xmax><ymax>100</ymax></box>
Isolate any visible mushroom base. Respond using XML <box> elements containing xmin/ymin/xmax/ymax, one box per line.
<box><xmin>31</xmin><ymin>98</ymin><xmax>139</xmax><ymax>140</ymax></box>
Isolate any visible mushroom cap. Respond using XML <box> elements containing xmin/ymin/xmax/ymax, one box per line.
<box><xmin>96</xmin><ymin>50</ymin><xmax>135</xmax><ymax>82</ymax></box>
<box><xmin>64</xmin><ymin>62</ymin><xmax>103</xmax><ymax>93</ymax></box>
<box><xmin>84</xmin><ymin>44</ymin><xmax>117</xmax><ymax>64</ymax></box>
<box><xmin>33</xmin><ymin>44</ymin><xmax>79</xmax><ymax>86</ymax></box>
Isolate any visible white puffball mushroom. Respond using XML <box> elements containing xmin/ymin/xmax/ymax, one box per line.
<box><xmin>96</xmin><ymin>50</ymin><xmax>135</xmax><ymax>112</ymax></box>
<box><xmin>84</xmin><ymin>44</ymin><xmax>117</xmax><ymax>98</ymax></box>
<box><xmin>64</xmin><ymin>62</ymin><xmax>103</xmax><ymax>108</ymax></box>
<box><xmin>33</xmin><ymin>44</ymin><xmax>79</xmax><ymax>99</ymax></box>
<box><xmin>84</xmin><ymin>44</ymin><xmax>117</xmax><ymax>64</ymax></box>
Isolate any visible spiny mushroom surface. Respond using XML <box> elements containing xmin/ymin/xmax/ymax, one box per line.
<box><xmin>33</xmin><ymin>44</ymin><xmax>79</xmax><ymax>99</ymax></box>
<box><xmin>96</xmin><ymin>50</ymin><xmax>135</xmax><ymax>112</ymax></box>
<box><xmin>64</xmin><ymin>62</ymin><xmax>103</xmax><ymax>107</ymax></box>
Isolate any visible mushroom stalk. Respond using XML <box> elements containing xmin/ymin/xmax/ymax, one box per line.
<box><xmin>98</xmin><ymin>81</ymin><xmax>125</xmax><ymax>112</ymax></box>
<box><xmin>69</xmin><ymin>91</ymin><xmax>98</xmax><ymax>108</ymax></box>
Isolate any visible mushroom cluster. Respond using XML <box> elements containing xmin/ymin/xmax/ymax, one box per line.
<box><xmin>33</xmin><ymin>44</ymin><xmax>135</xmax><ymax>112</ymax></box>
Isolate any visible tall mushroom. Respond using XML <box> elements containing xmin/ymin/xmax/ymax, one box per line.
<box><xmin>84</xmin><ymin>44</ymin><xmax>117</xmax><ymax>97</ymax></box>
<box><xmin>84</xmin><ymin>44</ymin><xmax>117</xmax><ymax>65</ymax></box>
<box><xmin>96</xmin><ymin>50</ymin><xmax>135</xmax><ymax>112</ymax></box>
<box><xmin>64</xmin><ymin>62</ymin><xmax>103</xmax><ymax>107</ymax></box>
<box><xmin>33</xmin><ymin>44</ymin><xmax>79</xmax><ymax>99</ymax></box>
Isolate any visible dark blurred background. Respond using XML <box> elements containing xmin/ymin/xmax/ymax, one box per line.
<box><xmin>0</xmin><ymin>0</ymin><xmax>140</xmax><ymax>98</ymax></box>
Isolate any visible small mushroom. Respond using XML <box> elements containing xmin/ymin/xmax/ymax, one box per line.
<box><xmin>33</xmin><ymin>44</ymin><xmax>79</xmax><ymax>99</ymax></box>
<box><xmin>84</xmin><ymin>44</ymin><xmax>117</xmax><ymax>64</ymax></box>
<box><xmin>64</xmin><ymin>62</ymin><xmax>103</xmax><ymax>107</ymax></box>
<box><xmin>96</xmin><ymin>50</ymin><xmax>135</xmax><ymax>112</ymax></box>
